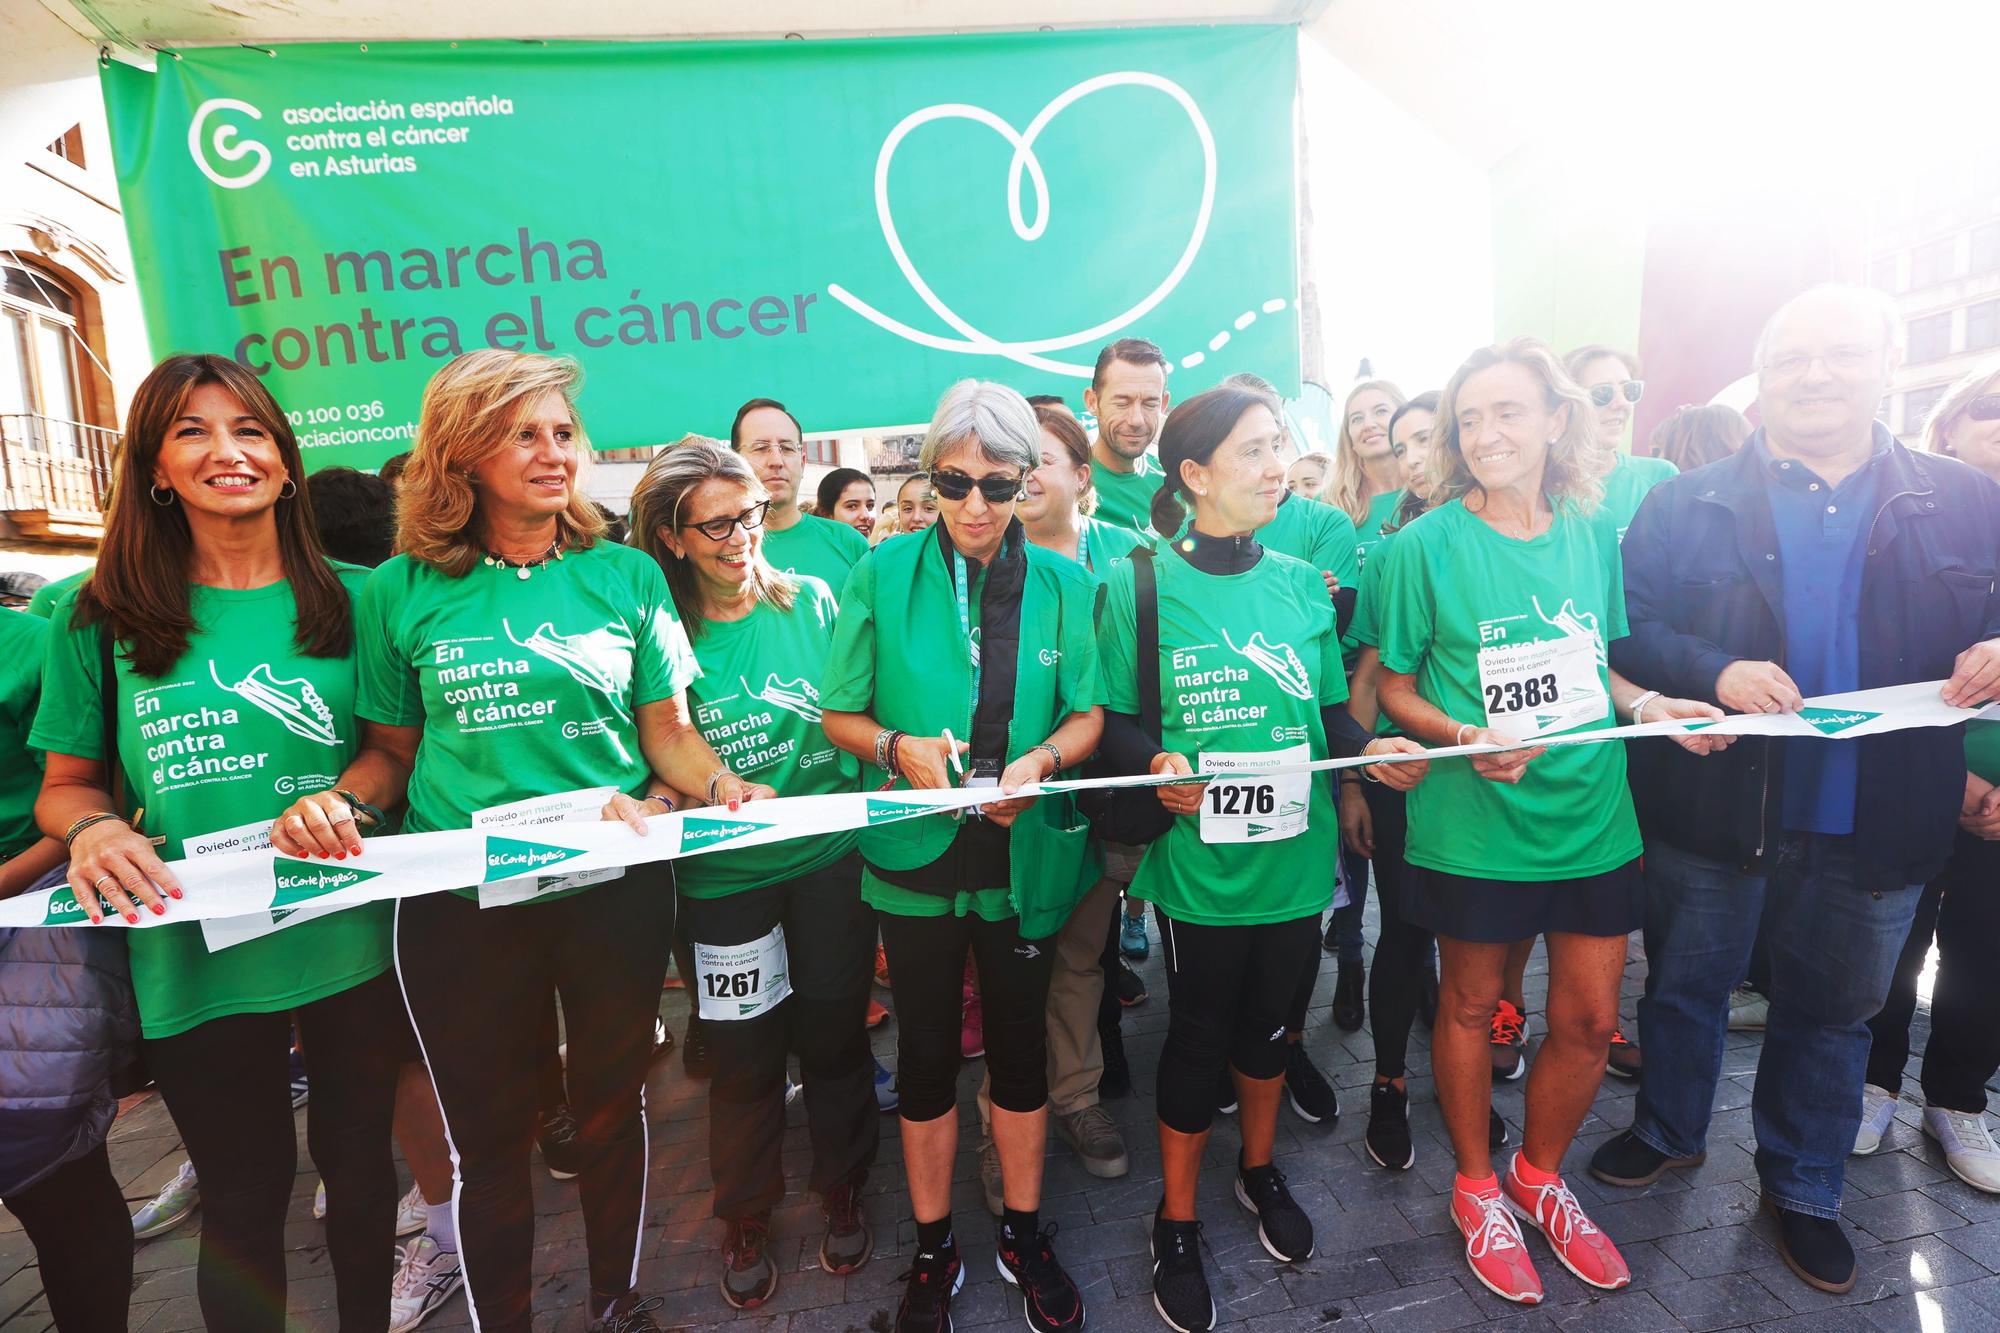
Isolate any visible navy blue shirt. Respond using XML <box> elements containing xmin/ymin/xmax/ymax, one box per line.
<box><xmin>1763</xmin><ymin>437</ymin><xmax>1887</xmax><ymax>834</ymax></box>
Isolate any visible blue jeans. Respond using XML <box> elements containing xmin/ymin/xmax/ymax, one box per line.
<box><xmin>1631</xmin><ymin>833</ymin><xmax>1922</xmax><ymax>1219</ymax></box>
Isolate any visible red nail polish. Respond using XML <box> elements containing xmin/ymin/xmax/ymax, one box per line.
<box><xmin>150</xmin><ymin>902</ymin><xmax>165</xmax><ymax>915</ymax></box>
<box><xmin>335</xmin><ymin>851</ymin><xmax>346</xmax><ymax>860</ymax></box>
<box><xmin>170</xmin><ymin>888</ymin><xmax>183</xmax><ymax>899</ymax></box>
<box><xmin>124</xmin><ymin>912</ymin><xmax>138</xmax><ymax>924</ymax></box>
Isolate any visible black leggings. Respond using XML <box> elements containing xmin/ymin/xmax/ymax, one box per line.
<box><xmin>678</xmin><ymin>855</ymin><xmax>878</xmax><ymax>1220</ymax></box>
<box><xmin>3</xmin><ymin>1141</ymin><xmax>132</xmax><ymax>1332</ymax></box>
<box><xmin>1866</xmin><ymin>830</ymin><xmax>2000</xmax><ymax>1112</ymax></box>
<box><xmin>879</xmin><ymin>909</ymin><xmax>1057</xmax><ymax>1123</ymax></box>
<box><xmin>144</xmin><ymin>968</ymin><xmax>405</xmax><ymax>1333</ymax></box>
<box><xmin>395</xmin><ymin>868</ymin><xmax>674</xmax><ymax>1333</ymax></box>
<box><xmin>1360</xmin><ymin>781</ymin><xmax>1433</xmax><ymax>1079</ymax></box>
<box><xmin>1156</xmin><ymin>909</ymin><xmax>1319</xmax><ymax>1135</ymax></box>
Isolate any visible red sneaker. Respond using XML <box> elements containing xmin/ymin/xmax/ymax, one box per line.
<box><xmin>1503</xmin><ymin>1163</ymin><xmax>1631</xmax><ymax>1291</ymax></box>
<box><xmin>874</xmin><ymin>943</ymin><xmax>891</xmax><ymax>990</ymax></box>
<box><xmin>866</xmin><ymin>999</ymin><xmax>890</xmax><ymax>1030</ymax></box>
<box><xmin>1489</xmin><ymin>1001</ymin><xmax>1527</xmax><ymax>1082</ymax></box>
<box><xmin>1452</xmin><ymin>1182</ymin><xmax>1542</xmax><ymax>1304</ymax></box>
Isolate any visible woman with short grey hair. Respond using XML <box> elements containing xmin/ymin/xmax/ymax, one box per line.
<box><xmin>822</xmin><ymin>380</ymin><xmax>1104</xmax><ymax>1333</ymax></box>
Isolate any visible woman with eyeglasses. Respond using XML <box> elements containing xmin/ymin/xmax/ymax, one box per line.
<box><xmin>273</xmin><ymin>350</ymin><xmax>759</xmax><ymax>1333</ymax></box>
<box><xmin>1327</xmin><ymin>379</ymin><xmax>1408</xmax><ymax>568</ymax></box>
<box><xmin>1565</xmin><ymin>346</ymin><xmax>1677</xmax><ymax>542</ymax></box>
<box><xmin>1092</xmin><ymin>385</ymin><xmax>1428</xmax><ymax>1332</ymax></box>
<box><xmin>822</xmin><ymin>380</ymin><xmax>1103</xmax><ymax>1333</ymax></box>
<box><xmin>1373</xmin><ymin>338</ymin><xmax>1729</xmax><ymax>1305</ymax></box>
<box><xmin>1849</xmin><ymin>355</ymin><xmax>2000</xmax><ymax>1193</ymax></box>
<box><xmin>626</xmin><ymin>442</ymin><xmax>878</xmax><ymax>1308</ymax></box>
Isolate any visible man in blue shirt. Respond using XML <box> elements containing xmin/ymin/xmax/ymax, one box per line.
<box><xmin>1587</xmin><ymin>286</ymin><xmax>2000</xmax><ymax>1294</ymax></box>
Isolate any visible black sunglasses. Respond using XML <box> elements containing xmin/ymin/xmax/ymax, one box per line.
<box><xmin>680</xmin><ymin>499</ymin><xmax>771</xmax><ymax>542</ymax></box>
<box><xmin>929</xmin><ymin>469</ymin><xmax>1026</xmax><ymax>503</ymax></box>
<box><xmin>1588</xmin><ymin>380</ymin><xmax>1645</xmax><ymax>408</ymax></box>
<box><xmin>1968</xmin><ymin>394</ymin><xmax>2000</xmax><ymax>421</ymax></box>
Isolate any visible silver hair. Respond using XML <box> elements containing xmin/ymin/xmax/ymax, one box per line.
<box><xmin>1752</xmin><ymin>284</ymin><xmax>1902</xmax><ymax>372</ymax></box>
<box><xmin>918</xmin><ymin>379</ymin><xmax>1039</xmax><ymax>476</ymax></box>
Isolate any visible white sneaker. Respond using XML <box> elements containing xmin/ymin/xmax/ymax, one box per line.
<box><xmin>1853</xmin><ymin>1084</ymin><xmax>1898</xmax><ymax>1156</ymax></box>
<box><xmin>131</xmin><ymin>1160</ymin><xmax>199</xmax><ymax>1240</ymax></box>
<box><xmin>1725</xmin><ymin>985</ymin><xmax>1769</xmax><ymax>1031</ymax></box>
<box><xmin>1924</xmin><ymin>1104</ymin><xmax>2000</xmax><ymax>1194</ymax></box>
<box><xmin>395</xmin><ymin>1184</ymin><xmax>429</xmax><ymax>1238</ymax></box>
<box><xmin>389</xmin><ymin>1235</ymin><xmax>464</xmax><ymax>1332</ymax></box>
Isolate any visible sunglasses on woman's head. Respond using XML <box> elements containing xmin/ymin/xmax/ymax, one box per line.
<box><xmin>1968</xmin><ymin>394</ymin><xmax>2000</xmax><ymax>421</ymax></box>
<box><xmin>929</xmin><ymin>469</ymin><xmax>1026</xmax><ymax>503</ymax></box>
<box><xmin>1588</xmin><ymin>380</ymin><xmax>1645</xmax><ymax>408</ymax></box>
<box><xmin>680</xmin><ymin>499</ymin><xmax>770</xmax><ymax>541</ymax></box>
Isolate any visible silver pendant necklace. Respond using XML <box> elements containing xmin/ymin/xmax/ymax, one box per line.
<box><xmin>482</xmin><ymin>539</ymin><xmax>564</xmax><ymax>580</ymax></box>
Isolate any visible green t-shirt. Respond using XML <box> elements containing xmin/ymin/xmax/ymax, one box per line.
<box><xmin>1092</xmin><ymin>453</ymin><xmax>1166</xmax><ymax>534</ymax></box>
<box><xmin>1078</xmin><ymin>516</ymin><xmax>1148</xmax><ymax>576</ymax></box>
<box><xmin>822</xmin><ymin>528</ymin><xmax>1104</xmax><ymax>931</ymax></box>
<box><xmin>1100</xmin><ymin>548</ymin><xmax>1347</xmax><ymax>926</ymax></box>
<box><xmin>1355</xmin><ymin>489</ymin><xmax>1404</xmax><ymax>569</ymax></box>
<box><xmin>1967</xmin><ymin>720</ymin><xmax>2000</xmax><ymax>785</ymax></box>
<box><xmin>25</xmin><ymin>568</ymin><xmax>89</xmax><ymax>619</ymax></box>
<box><xmin>0</xmin><ymin>610</ymin><xmax>48</xmax><ymax>858</ymax></box>
<box><xmin>355</xmin><ymin>541</ymin><xmax>700</xmax><ymax>902</ymax></box>
<box><xmin>677</xmin><ymin>576</ymin><xmax>860</xmax><ymax>898</ymax></box>
<box><xmin>1375</xmin><ymin>499</ymin><xmax>1642</xmax><ymax>882</ymax></box>
<box><xmin>1343</xmin><ymin>527</ymin><xmax>1402</xmax><ymax>738</ymax></box>
<box><xmin>1257</xmin><ymin>492</ymin><xmax>1363</xmax><ymax>592</ymax></box>
<box><xmin>761</xmin><ymin>514</ymin><xmax>869</xmax><ymax>599</ymax></box>
<box><xmin>1600</xmin><ymin>454</ymin><xmax>1678</xmax><ymax>542</ymax></box>
<box><xmin>31</xmin><ymin>567</ymin><xmax>392</xmax><ymax>1038</ymax></box>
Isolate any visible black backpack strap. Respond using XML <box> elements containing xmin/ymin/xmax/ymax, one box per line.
<box><xmin>1132</xmin><ymin>546</ymin><xmax>1161</xmax><ymax>746</ymax></box>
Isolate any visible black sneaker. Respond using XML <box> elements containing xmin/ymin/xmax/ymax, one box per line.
<box><xmin>894</xmin><ymin>1242</ymin><xmax>964</xmax><ymax>1333</ymax></box>
<box><xmin>537</xmin><ymin>1103</ymin><xmax>582</xmax><ymax>1181</ymax></box>
<box><xmin>1764</xmin><ymin>1197</ymin><xmax>1858</xmax><ymax>1294</ymax></box>
<box><xmin>1489</xmin><ymin>1106</ymin><xmax>1509</xmax><ymax>1152</ymax></box>
<box><xmin>1587</xmin><ymin>1129</ymin><xmax>1704</xmax><ymax>1188</ymax></box>
<box><xmin>1115</xmin><ymin>958</ymin><xmax>1149</xmax><ymax>1007</ymax></box>
<box><xmin>1215</xmin><ymin>1068</ymin><xmax>1238</xmax><ymax>1116</ymax></box>
<box><xmin>1151</xmin><ymin>1209</ymin><xmax>1214</xmax><ymax>1333</ymax></box>
<box><xmin>1233</xmin><ymin>1158</ymin><xmax>1314</xmax><ymax>1263</ymax></box>
<box><xmin>719</xmin><ymin>1217</ymin><xmax>778</xmax><ymax>1309</ymax></box>
<box><xmin>586</xmin><ymin>1293</ymin><xmax>665</xmax><ymax>1332</ymax></box>
<box><xmin>1365</xmin><ymin>1082</ymin><xmax>1414</xmax><ymax>1171</ymax></box>
<box><xmin>819</xmin><ymin>1176</ymin><xmax>873</xmax><ymax>1274</ymax></box>
<box><xmin>996</xmin><ymin>1224</ymin><xmax>1084</xmax><ymax>1333</ymax></box>
<box><xmin>1332</xmin><ymin>963</ymin><xmax>1365</xmax><ymax>1032</ymax></box>
<box><xmin>1282</xmin><ymin>1044</ymin><xmax>1338</xmax><ymax>1125</ymax></box>
<box><xmin>1100</xmin><ymin>1022</ymin><xmax>1132</xmax><ymax>1100</ymax></box>
<box><xmin>683</xmin><ymin>1015</ymin><xmax>713</xmax><ymax>1079</ymax></box>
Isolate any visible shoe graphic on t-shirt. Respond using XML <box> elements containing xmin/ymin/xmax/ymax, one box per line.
<box><xmin>744</xmin><ymin>674</ymin><xmax>823</xmax><ymax>723</ymax></box>
<box><xmin>504</xmin><ymin>619</ymin><xmax>619</xmax><ymax>695</ymax></box>
<box><xmin>1532</xmin><ymin>597</ymin><xmax>1606</xmax><ymax>665</ymax></box>
<box><xmin>1221</xmin><ymin>629</ymin><xmax>1314</xmax><ymax>701</ymax></box>
<box><xmin>208</xmin><ymin>662</ymin><xmax>341</xmax><ymax>746</ymax></box>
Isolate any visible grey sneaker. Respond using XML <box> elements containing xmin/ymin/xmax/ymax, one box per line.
<box><xmin>132</xmin><ymin>1160</ymin><xmax>198</xmax><ymax>1240</ymax></box>
<box><xmin>1054</xmin><ymin>1104</ymin><xmax>1130</xmax><ymax>1178</ymax></box>
<box><xmin>980</xmin><ymin>1136</ymin><xmax>1004</xmax><ymax>1217</ymax></box>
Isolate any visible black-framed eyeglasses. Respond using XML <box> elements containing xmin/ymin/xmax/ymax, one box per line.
<box><xmin>929</xmin><ymin>469</ymin><xmax>1026</xmax><ymax>503</ymax></box>
<box><xmin>680</xmin><ymin>499</ymin><xmax>771</xmax><ymax>541</ymax></box>
<box><xmin>1967</xmin><ymin>393</ymin><xmax>2000</xmax><ymax>422</ymax></box>
<box><xmin>1588</xmin><ymin>380</ymin><xmax>1645</xmax><ymax>408</ymax></box>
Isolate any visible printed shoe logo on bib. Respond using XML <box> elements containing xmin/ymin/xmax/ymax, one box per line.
<box><xmin>1476</xmin><ymin>596</ymin><xmax>1608</xmax><ymax>741</ymax></box>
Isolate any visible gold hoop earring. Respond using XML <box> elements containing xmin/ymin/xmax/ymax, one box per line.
<box><xmin>148</xmin><ymin>485</ymin><xmax>176</xmax><ymax>507</ymax></box>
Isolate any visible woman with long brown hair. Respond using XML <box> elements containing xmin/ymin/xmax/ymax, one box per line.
<box><xmin>34</xmin><ymin>353</ymin><xmax>404</xmax><ymax>1332</ymax></box>
<box><xmin>271</xmin><ymin>349</ymin><xmax>761</xmax><ymax>1333</ymax></box>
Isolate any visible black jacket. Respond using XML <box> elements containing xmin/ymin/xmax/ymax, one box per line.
<box><xmin>1611</xmin><ymin>427</ymin><xmax>2000</xmax><ymax>882</ymax></box>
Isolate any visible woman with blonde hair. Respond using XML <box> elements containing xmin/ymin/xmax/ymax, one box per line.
<box><xmin>273</xmin><ymin>349</ymin><xmax>763</xmax><ymax>1333</ymax></box>
<box><xmin>1373</xmin><ymin>338</ymin><xmax>1730</xmax><ymax>1305</ymax></box>
<box><xmin>1327</xmin><ymin>379</ymin><xmax>1407</xmax><ymax>564</ymax></box>
<box><xmin>625</xmin><ymin>441</ymin><xmax>878</xmax><ymax>1309</ymax></box>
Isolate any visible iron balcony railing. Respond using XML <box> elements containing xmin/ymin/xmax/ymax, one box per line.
<box><xmin>0</xmin><ymin>412</ymin><xmax>117</xmax><ymax>515</ymax></box>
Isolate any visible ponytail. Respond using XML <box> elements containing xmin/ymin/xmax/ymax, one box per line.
<box><xmin>1149</xmin><ymin>482</ymin><xmax>1187</xmax><ymax>539</ymax></box>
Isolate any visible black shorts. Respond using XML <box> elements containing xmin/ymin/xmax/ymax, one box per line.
<box><xmin>1402</xmin><ymin>857</ymin><xmax>1642</xmax><ymax>943</ymax></box>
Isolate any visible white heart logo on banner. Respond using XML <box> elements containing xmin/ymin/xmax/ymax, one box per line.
<box><xmin>827</xmin><ymin>71</ymin><xmax>1217</xmax><ymax>377</ymax></box>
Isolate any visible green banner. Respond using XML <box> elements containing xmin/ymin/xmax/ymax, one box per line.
<box><xmin>101</xmin><ymin>27</ymin><xmax>1299</xmax><ymax>469</ymax></box>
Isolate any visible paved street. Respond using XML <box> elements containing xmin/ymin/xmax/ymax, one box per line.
<box><xmin>6</xmin><ymin>895</ymin><xmax>2000</xmax><ymax>1332</ymax></box>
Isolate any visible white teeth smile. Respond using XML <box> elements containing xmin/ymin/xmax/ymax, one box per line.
<box><xmin>205</xmin><ymin>476</ymin><xmax>257</xmax><ymax>489</ymax></box>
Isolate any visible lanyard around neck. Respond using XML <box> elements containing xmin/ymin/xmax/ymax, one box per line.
<box><xmin>953</xmin><ymin>549</ymin><xmax>979</xmax><ymax>723</ymax></box>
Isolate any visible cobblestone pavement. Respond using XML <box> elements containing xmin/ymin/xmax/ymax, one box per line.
<box><xmin>6</xmin><ymin>896</ymin><xmax>1999</xmax><ymax>1332</ymax></box>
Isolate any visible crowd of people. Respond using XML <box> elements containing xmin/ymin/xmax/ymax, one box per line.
<box><xmin>2</xmin><ymin>283</ymin><xmax>2000</xmax><ymax>1333</ymax></box>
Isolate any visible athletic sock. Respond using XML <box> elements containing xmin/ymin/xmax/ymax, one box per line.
<box><xmin>424</xmin><ymin>1200</ymin><xmax>457</xmax><ymax>1253</ymax></box>
<box><xmin>1509</xmin><ymin>1152</ymin><xmax>1562</xmax><ymax>1189</ymax></box>
<box><xmin>1454</xmin><ymin>1171</ymin><xmax>1500</xmax><ymax>1198</ymax></box>
<box><xmin>1002</xmin><ymin>1207</ymin><xmax>1039</xmax><ymax>1247</ymax></box>
<box><xmin>916</xmin><ymin>1215</ymin><xmax>954</xmax><ymax>1253</ymax></box>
